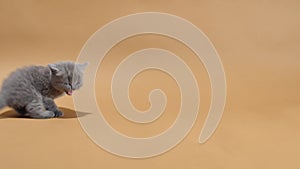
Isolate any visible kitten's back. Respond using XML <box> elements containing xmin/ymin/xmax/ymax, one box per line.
<box><xmin>0</xmin><ymin>65</ymin><xmax>51</xmax><ymax>109</ymax></box>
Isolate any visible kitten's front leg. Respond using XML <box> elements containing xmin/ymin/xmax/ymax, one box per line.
<box><xmin>43</xmin><ymin>97</ymin><xmax>64</xmax><ymax>117</ymax></box>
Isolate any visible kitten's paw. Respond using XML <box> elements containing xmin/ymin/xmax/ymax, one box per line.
<box><xmin>54</xmin><ymin>110</ymin><xmax>64</xmax><ymax>117</ymax></box>
<box><xmin>26</xmin><ymin>110</ymin><xmax>55</xmax><ymax>119</ymax></box>
<box><xmin>43</xmin><ymin>111</ymin><xmax>55</xmax><ymax>118</ymax></box>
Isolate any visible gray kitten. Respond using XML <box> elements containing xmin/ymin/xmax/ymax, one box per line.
<box><xmin>0</xmin><ymin>61</ymin><xmax>88</xmax><ymax>118</ymax></box>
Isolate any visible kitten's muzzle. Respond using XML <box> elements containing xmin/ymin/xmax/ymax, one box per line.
<box><xmin>65</xmin><ymin>83</ymin><xmax>73</xmax><ymax>96</ymax></box>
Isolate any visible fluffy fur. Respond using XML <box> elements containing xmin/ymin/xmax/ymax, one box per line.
<box><xmin>0</xmin><ymin>61</ymin><xmax>88</xmax><ymax>118</ymax></box>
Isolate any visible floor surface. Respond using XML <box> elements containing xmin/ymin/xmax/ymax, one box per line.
<box><xmin>0</xmin><ymin>1</ymin><xmax>299</xmax><ymax>169</ymax></box>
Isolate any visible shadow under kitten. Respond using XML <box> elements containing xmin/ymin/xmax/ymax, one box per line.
<box><xmin>0</xmin><ymin>107</ymin><xmax>91</xmax><ymax>119</ymax></box>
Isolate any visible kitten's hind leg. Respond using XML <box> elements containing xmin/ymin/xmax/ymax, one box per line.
<box><xmin>25</xmin><ymin>100</ymin><xmax>55</xmax><ymax>119</ymax></box>
<box><xmin>43</xmin><ymin>97</ymin><xmax>63</xmax><ymax>117</ymax></box>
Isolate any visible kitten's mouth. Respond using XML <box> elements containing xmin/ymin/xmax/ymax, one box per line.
<box><xmin>65</xmin><ymin>90</ymin><xmax>73</xmax><ymax>96</ymax></box>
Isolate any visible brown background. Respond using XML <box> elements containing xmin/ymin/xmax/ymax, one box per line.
<box><xmin>0</xmin><ymin>0</ymin><xmax>299</xmax><ymax>169</ymax></box>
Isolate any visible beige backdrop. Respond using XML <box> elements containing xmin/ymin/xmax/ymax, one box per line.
<box><xmin>0</xmin><ymin>0</ymin><xmax>299</xmax><ymax>169</ymax></box>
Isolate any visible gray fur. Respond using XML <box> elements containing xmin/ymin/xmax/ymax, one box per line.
<box><xmin>0</xmin><ymin>93</ymin><xmax>6</xmax><ymax>109</ymax></box>
<box><xmin>0</xmin><ymin>61</ymin><xmax>88</xmax><ymax>118</ymax></box>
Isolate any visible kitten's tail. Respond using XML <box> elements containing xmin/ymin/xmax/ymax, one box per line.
<box><xmin>0</xmin><ymin>93</ymin><xmax>7</xmax><ymax>110</ymax></box>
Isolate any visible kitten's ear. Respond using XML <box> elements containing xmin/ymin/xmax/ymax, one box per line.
<box><xmin>48</xmin><ymin>64</ymin><xmax>64</xmax><ymax>76</ymax></box>
<box><xmin>77</xmin><ymin>62</ymin><xmax>89</xmax><ymax>71</ymax></box>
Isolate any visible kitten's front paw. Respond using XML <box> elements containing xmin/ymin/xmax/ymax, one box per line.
<box><xmin>54</xmin><ymin>110</ymin><xmax>64</xmax><ymax>117</ymax></box>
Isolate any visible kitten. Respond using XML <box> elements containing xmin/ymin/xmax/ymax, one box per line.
<box><xmin>0</xmin><ymin>61</ymin><xmax>88</xmax><ymax>119</ymax></box>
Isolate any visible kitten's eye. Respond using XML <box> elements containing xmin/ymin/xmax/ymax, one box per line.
<box><xmin>76</xmin><ymin>82</ymin><xmax>82</xmax><ymax>86</ymax></box>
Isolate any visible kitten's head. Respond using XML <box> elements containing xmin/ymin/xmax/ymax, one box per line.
<box><xmin>48</xmin><ymin>61</ymin><xmax>89</xmax><ymax>96</ymax></box>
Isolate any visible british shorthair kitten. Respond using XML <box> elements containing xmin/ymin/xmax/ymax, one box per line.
<box><xmin>0</xmin><ymin>61</ymin><xmax>88</xmax><ymax>118</ymax></box>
